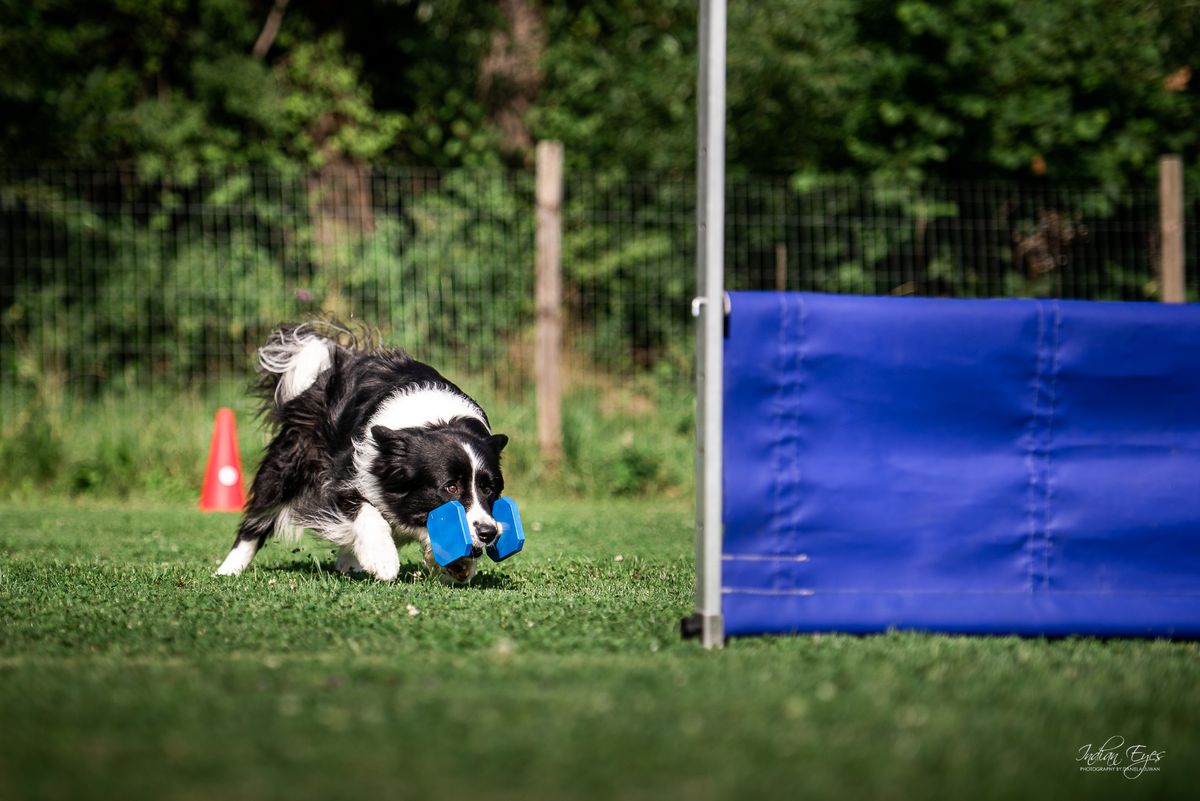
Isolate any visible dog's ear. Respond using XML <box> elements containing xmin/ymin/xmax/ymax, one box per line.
<box><xmin>371</xmin><ymin>426</ymin><xmax>416</xmax><ymax>485</ymax></box>
<box><xmin>372</xmin><ymin>425</ymin><xmax>411</xmax><ymax>456</ymax></box>
<box><xmin>490</xmin><ymin>433</ymin><xmax>509</xmax><ymax>454</ymax></box>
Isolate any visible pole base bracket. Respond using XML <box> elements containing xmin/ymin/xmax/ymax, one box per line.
<box><xmin>680</xmin><ymin>612</ymin><xmax>725</xmax><ymax>649</ymax></box>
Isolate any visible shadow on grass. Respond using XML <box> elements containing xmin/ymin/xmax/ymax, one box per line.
<box><xmin>266</xmin><ymin>558</ymin><xmax>516</xmax><ymax>589</ymax></box>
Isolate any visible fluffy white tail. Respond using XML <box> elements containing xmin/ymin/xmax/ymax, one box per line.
<box><xmin>258</xmin><ymin>325</ymin><xmax>334</xmax><ymax>406</ymax></box>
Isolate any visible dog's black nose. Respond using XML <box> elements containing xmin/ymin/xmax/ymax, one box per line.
<box><xmin>476</xmin><ymin>523</ymin><xmax>500</xmax><ymax>544</ymax></box>
<box><xmin>470</xmin><ymin>545</ymin><xmax>484</xmax><ymax>558</ymax></box>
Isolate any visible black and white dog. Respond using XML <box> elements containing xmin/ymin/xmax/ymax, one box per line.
<box><xmin>215</xmin><ymin>323</ymin><xmax>509</xmax><ymax>584</ymax></box>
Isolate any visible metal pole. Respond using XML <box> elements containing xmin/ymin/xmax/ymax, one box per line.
<box><xmin>690</xmin><ymin>0</ymin><xmax>726</xmax><ymax>649</ymax></box>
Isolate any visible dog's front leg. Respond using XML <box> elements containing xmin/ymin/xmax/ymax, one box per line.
<box><xmin>349</xmin><ymin>503</ymin><xmax>400</xmax><ymax>581</ymax></box>
<box><xmin>415</xmin><ymin>529</ymin><xmax>477</xmax><ymax>585</ymax></box>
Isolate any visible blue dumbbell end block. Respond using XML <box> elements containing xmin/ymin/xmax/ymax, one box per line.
<box><xmin>427</xmin><ymin>500</ymin><xmax>473</xmax><ymax>567</ymax></box>
<box><xmin>487</xmin><ymin>497</ymin><xmax>525</xmax><ymax>562</ymax></box>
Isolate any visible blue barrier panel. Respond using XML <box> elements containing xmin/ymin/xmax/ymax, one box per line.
<box><xmin>722</xmin><ymin>292</ymin><xmax>1200</xmax><ymax>637</ymax></box>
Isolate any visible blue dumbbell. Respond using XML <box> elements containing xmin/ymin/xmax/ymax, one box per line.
<box><xmin>426</xmin><ymin>500</ymin><xmax>473</xmax><ymax>567</ymax></box>
<box><xmin>487</xmin><ymin>497</ymin><xmax>525</xmax><ymax>562</ymax></box>
<box><xmin>426</xmin><ymin>497</ymin><xmax>527</xmax><ymax>567</ymax></box>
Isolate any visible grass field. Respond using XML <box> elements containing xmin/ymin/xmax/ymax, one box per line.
<box><xmin>1</xmin><ymin>499</ymin><xmax>1196</xmax><ymax>801</ymax></box>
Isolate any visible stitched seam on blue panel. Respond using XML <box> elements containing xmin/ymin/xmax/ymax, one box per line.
<box><xmin>1042</xmin><ymin>301</ymin><xmax>1061</xmax><ymax>592</ymax></box>
<box><xmin>723</xmin><ymin>588</ymin><xmax>815</xmax><ymax>596</ymax></box>
<box><xmin>768</xmin><ymin>293</ymin><xmax>792</xmax><ymax>571</ymax></box>
<box><xmin>792</xmin><ymin>295</ymin><xmax>807</xmax><ymax>559</ymax></box>
<box><xmin>1025</xmin><ymin>302</ymin><xmax>1047</xmax><ymax>593</ymax></box>
<box><xmin>723</xmin><ymin>554</ymin><xmax>809</xmax><ymax>562</ymax></box>
<box><xmin>773</xmin><ymin>294</ymin><xmax>806</xmax><ymax>574</ymax></box>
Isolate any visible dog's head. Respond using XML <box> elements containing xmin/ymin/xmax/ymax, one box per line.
<box><xmin>368</xmin><ymin>417</ymin><xmax>508</xmax><ymax>581</ymax></box>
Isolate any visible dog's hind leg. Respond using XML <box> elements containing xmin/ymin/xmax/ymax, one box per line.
<box><xmin>215</xmin><ymin>508</ymin><xmax>276</xmax><ymax>576</ymax></box>
<box><xmin>215</xmin><ymin>444</ymin><xmax>297</xmax><ymax>576</ymax></box>
<box><xmin>216</xmin><ymin>425</ymin><xmax>316</xmax><ymax>576</ymax></box>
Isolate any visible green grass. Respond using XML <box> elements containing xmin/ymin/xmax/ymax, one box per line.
<box><xmin>1</xmin><ymin>499</ymin><xmax>1196</xmax><ymax>801</ymax></box>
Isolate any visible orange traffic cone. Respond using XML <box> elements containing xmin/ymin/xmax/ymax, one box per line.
<box><xmin>200</xmin><ymin>407</ymin><xmax>246</xmax><ymax>512</ymax></box>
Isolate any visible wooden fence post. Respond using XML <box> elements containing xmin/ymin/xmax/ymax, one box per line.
<box><xmin>1159</xmin><ymin>154</ymin><xmax>1185</xmax><ymax>303</ymax></box>
<box><xmin>535</xmin><ymin>141</ymin><xmax>564</xmax><ymax>464</ymax></box>
<box><xmin>774</xmin><ymin>242</ymin><xmax>787</xmax><ymax>292</ymax></box>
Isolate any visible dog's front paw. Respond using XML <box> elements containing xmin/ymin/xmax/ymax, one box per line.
<box><xmin>353</xmin><ymin>540</ymin><xmax>400</xmax><ymax>582</ymax></box>
<box><xmin>441</xmin><ymin>558</ymin><xmax>477</xmax><ymax>585</ymax></box>
<box><xmin>419</xmin><ymin>537</ymin><xmax>440</xmax><ymax>574</ymax></box>
<box><xmin>417</xmin><ymin>533</ymin><xmax>474</xmax><ymax>584</ymax></box>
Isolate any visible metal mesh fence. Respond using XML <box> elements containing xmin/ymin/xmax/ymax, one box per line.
<box><xmin>0</xmin><ymin>165</ymin><xmax>535</xmax><ymax>403</ymax></box>
<box><xmin>1</xmin><ymin>164</ymin><xmax>1194</xmax><ymax>415</ymax></box>
<box><xmin>725</xmin><ymin>177</ymin><xmax>1171</xmax><ymax>299</ymax></box>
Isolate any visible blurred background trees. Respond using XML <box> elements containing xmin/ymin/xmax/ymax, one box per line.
<box><xmin>2</xmin><ymin>0</ymin><xmax>1197</xmax><ymax>183</ymax></box>
<box><xmin>2</xmin><ymin>0</ymin><xmax>1199</xmax><ymax>500</ymax></box>
<box><xmin>3</xmin><ymin>0</ymin><xmax>1198</xmax><ymax>377</ymax></box>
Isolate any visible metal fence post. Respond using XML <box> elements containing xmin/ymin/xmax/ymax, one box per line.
<box><xmin>1159</xmin><ymin>155</ymin><xmax>1186</xmax><ymax>303</ymax></box>
<box><xmin>535</xmin><ymin>140</ymin><xmax>564</xmax><ymax>465</ymax></box>
<box><xmin>688</xmin><ymin>0</ymin><xmax>727</xmax><ymax>649</ymax></box>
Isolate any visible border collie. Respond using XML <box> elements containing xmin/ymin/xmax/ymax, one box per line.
<box><xmin>214</xmin><ymin>322</ymin><xmax>509</xmax><ymax>584</ymax></box>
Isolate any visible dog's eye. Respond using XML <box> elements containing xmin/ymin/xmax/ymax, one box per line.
<box><xmin>444</xmin><ymin>482</ymin><xmax>460</xmax><ymax>496</ymax></box>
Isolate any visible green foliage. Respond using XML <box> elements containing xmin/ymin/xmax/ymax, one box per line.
<box><xmin>535</xmin><ymin>0</ymin><xmax>1200</xmax><ymax>185</ymax></box>
<box><xmin>0</xmin><ymin>163</ymin><xmax>1166</xmax><ymax>408</ymax></box>
<box><xmin>0</xmin><ymin>0</ymin><xmax>500</xmax><ymax>171</ymax></box>
<box><xmin>346</xmin><ymin>0</ymin><xmax>506</xmax><ymax>167</ymax></box>
<box><xmin>0</xmin><ymin>1</ymin><xmax>1190</xmax><ymax>423</ymax></box>
<box><xmin>0</xmin><ymin>166</ymin><xmax>537</xmax><ymax>393</ymax></box>
<box><xmin>0</xmin><ymin>407</ymin><xmax>61</xmax><ymax>489</ymax></box>
<box><xmin>843</xmin><ymin>0</ymin><xmax>1200</xmax><ymax>183</ymax></box>
<box><xmin>556</xmin><ymin>382</ymin><xmax>694</xmax><ymax>498</ymax></box>
<box><xmin>563</xmin><ymin>176</ymin><xmax>694</xmax><ymax>362</ymax></box>
<box><xmin>0</xmin><ymin>378</ymin><xmax>695</xmax><ymax>503</ymax></box>
<box><xmin>275</xmin><ymin>33</ymin><xmax>407</xmax><ymax>167</ymax></box>
<box><xmin>2</xmin><ymin>0</ymin><xmax>264</xmax><ymax>166</ymax></box>
<box><xmin>0</xmin><ymin>381</ymin><xmax>266</xmax><ymax>502</ymax></box>
<box><xmin>534</xmin><ymin>1</ymin><xmax>698</xmax><ymax>174</ymax></box>
<box><xmin>380</xmin><ymin>170</ymin><xmax>535</xmax><ymax>366</ymax></box>
<box><xmin>3</xmin><ymin>1</ymin><xmax>1198</xmax><ymax>183</ymax></box>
